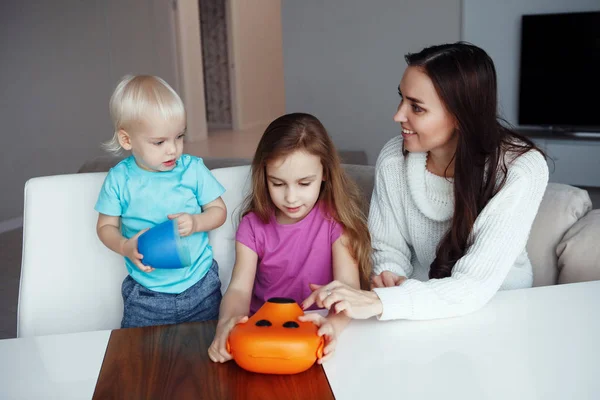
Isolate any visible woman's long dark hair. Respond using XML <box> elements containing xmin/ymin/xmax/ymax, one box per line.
<box><xmin>404</xmin><ymin>42</ymin><xmax>545</xmax><ymax>279</ymax></box>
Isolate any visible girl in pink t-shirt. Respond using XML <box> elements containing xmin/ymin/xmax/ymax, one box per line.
<box><xmin>208</xmin><ymin>113</ymin><xmax>372</xmax><ymax>364</ymax></box>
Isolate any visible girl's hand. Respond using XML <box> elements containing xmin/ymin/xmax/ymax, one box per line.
<box><xmin>122</xmin><ymin>228</ymin><xmax>154</xmax><ymax>273</ymax></box>
<box><xmin>302</xmin><ymin>281</ymin><xmax>383</xmax><ymax>320</ymax></box>
<box><xmin>168</xmin><ymin>213</ymin><xmax>196</xmax><ymax>237</ymax></box>
<box><xmin>298</xmin><ymin>313</ymin><xmax>338</xmax><ymax>364</ymax></box>
<box><xmin>370</xmin><ymin>271</ymin><xmax>407</xmax><ymax>289</ymax></box>
<box><xmin>208</xmin><ymin>315</ymin><xmax>249</xmax><ymax>363</ymax></box>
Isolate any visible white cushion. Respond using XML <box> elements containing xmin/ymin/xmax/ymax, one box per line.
<box><xmin>526</xmin><ymin>183</ymin><xmax>592</xmax><ymax>286</ymax></box>
<box><xmin>556</xmin><ymin>209</ymin><xmax>600</xmax><ymax>284</ymax></box>
<box><xmin>208</xmin><ymin>166</ymin><xmax>252</xmax><ymax>294</ymax></box>
<box><xmin>18</xmin><ymin>173</ymin><xmax>126</xmax><ymax>337</ymax></box>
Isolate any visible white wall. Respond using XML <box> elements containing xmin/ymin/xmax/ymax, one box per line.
<box><xmin>462</xmin><ymin>0</ymin><xmax>600</xmax><ymax>126</ymax></box>
<box><xmin>0</xmin><ymin>0</ymin><xmax>178</xmax><ymax>223</ymax></box>
<box><xmin>281</xmin><ymin>0</ymin><xmax>462</xmax><ymax>164</ymax></box>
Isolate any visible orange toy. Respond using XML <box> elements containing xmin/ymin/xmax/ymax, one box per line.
<box><xmin>227</xmin><ymin>297</ymin><xmax>324</xmax><ymax>374</ymax></box>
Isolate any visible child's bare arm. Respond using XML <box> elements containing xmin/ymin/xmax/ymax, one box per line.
<box><xmin>97</xmin><ymin>214</ymin><xmax>126</xmax><ymax>255</ymax></box>
<box><xmin>208</xmin><ymin>241</ymin><xmax>258</xmax><ymax>363</ymax></box>
<box><xmin>326</xmin><ymin>234</ymin><xmax>361</xmax><ymax>329</ymax></box>
<box><xmin>300</xmin><ymin>234</ymin><xmax>360</xmax><ymax>362</ymax></box>
<box><xmin>195</xmin><ymin>197</ymin><xmax>227</xmax><ymax>231</ymax></box>
<box><xmin>218</xmin><ymin>242</ymin><xmax>257</xmax><ymax>320</ymax></box>
<box><xmin>96</xmin><ymin>213</ymin><xmax>153</xmax><ymax>272</ymax></box>
<box><xmin>169</xmin><ymin>197</ymin><xmax>227</xmax><ymax>237</ymax></box>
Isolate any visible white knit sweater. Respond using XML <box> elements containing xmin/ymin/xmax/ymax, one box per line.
<box><xmin>370</xmin><ymin>136</ymin><xmax>549</xmax><ymax>320</ymax></box>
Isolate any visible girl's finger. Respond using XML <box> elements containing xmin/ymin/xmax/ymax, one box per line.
<box><xmin>318</xmin><ymin>345</ymin><xmax>336</xmax><ymax>363</ymax></box>
<box><xmin>317</xmin><ymin>324</ymin><xmax>333</xmax><ymax>337</ymax></box>
<box><xmin>298</xmin><ymin>313</ymin><xmax>323</xmax><ymax>325</ymax></box>
<box><xmin>323</xmin><ymin>338</ymin><xmax>337</xmax><ymax>354</ymax></box>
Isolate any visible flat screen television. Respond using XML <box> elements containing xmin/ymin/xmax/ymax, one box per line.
<box><xmin>518</xmin><ymin>11</ymin><xmax>600</xmax><ymax>131</ymax></box>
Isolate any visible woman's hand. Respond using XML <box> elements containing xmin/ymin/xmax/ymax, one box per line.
<box><xmin>121</xmin><ymin>228</ymin><xmax>154</xmax><ymax>273</ymax></box>
<box><xmin>298</xmin><ymin>313</ymin><xmax>338</xmax><ymax>364</ymax></box>
<box><xmin>208</xmin><ymin>315</ymin><xmax>248</xmax><ymax>363</ymax></box>
<box><xmin>168</xmin><ymin>213</ymin><xmax>196</xmax><ymax>237</ymax></box>
<box><xmin>302</xmin><ymin>282</ymin><xmax>383</xmax><ymax>320</ymax></box>
<box><xmin>370</xmin><ymin>271</ymin><xmax>406</xmax><ymax>289</ymax></box>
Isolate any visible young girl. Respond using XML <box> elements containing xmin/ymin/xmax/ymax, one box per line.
<box><xmin>95</xmin><ymin>75</ymin><xmax>227</xmax><ymax>328</ymax></box>
<box><xmin>303</xmin><ymin>42</ymin><xmax>549</xmax><ymax>321</ymax></box>
<box><xmin>208</xmin><ymin>113</ymin><xmax>371</xmax><ymax>363</ymax></box>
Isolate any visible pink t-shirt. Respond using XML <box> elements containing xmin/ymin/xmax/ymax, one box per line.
<box><xmin>236</xmin><ymin>203</ymin><xmax>343</xmax><ymax>314</ymax></box>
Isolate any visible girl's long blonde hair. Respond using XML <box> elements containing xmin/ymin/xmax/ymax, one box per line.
<box><xmin>241</xmin><ymin>113</ymin><xmax>372</xmax><ymax>288</ymax></box>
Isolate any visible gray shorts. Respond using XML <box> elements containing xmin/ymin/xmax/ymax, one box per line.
<box><xmin>120</xmin><ymin>259</ymin><xmax>222</xmax><ymax>328</ymax></box>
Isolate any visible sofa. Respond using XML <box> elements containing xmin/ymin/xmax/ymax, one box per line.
<box><xmin>18</xmin><ymin>160</ymin><xmax>599</xmax><ymax>337</ymax></box>
<box><xmin>77</xmin><ymin>151</ymin><xmax>369</xmax><ymax>173</ymax></box>
<box><xmin>79</xmin><ymin>156</ymin><xmax>600</xmax><ymax>287</ymax></box>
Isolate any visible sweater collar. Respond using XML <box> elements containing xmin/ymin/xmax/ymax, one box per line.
<box><xmin>406</xmin><ymin>152</ymin><xmax>454</xmax><ymax>222</ymax></box>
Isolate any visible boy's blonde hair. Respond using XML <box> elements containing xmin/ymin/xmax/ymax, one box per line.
<box><xmin>104</xmin><ymin>75</ymin><xmax>186</xmax><ymax>154</ymax></box>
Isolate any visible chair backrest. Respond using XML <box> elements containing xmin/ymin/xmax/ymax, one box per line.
<box><xmin>207</xmin><ymin>166</ymin><xmax>252</xmax><ymax>294</ymax></box>
<box><xmin>21</xmin><ymin>164</ymin><xmax>584</xmax><ymax>337</ymax></box>
<box><xmin>18</xmin><ymin>173</ymin><xmax>126</xmax><ymax>337</ymax></box>
<box><xmin>17</xmin><ymin>167</ymin><xmax>253</xmax><ymax>337</ymax></box>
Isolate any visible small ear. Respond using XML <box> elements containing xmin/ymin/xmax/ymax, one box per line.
<box><xmin>453</xmin><ymin>117</ymin><xmax>460</xmax><ymax>131</ymax></box>
<box><xmin>117</xmin><ymin>129</ymin><xmax>132</xmax><ymax>150</ymax></box>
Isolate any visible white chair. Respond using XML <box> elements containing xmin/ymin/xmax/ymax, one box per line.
<box><xmin>17</xmin><ymin>173</ymin><xmax>125</xmax><ymax>337</ymax></box>
<box><xmin>207</xmin><ymin>166</ymin><xmax>252</xmax><ymax>294</ymax></box>
<box><xmin>17</xmin><ymin>166</ymin><xmax>252</xmax><ymax>337</ymax></box>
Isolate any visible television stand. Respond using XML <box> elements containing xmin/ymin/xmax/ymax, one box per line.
<box><xmin>565</xmin><ymin>131</ymin><xmax>600</xmax><ymax>139</ymax></box>
<box><xmin>518</xmin><ymin>128</ymin><xmax>600</xmax><ymax>188</ymax></box>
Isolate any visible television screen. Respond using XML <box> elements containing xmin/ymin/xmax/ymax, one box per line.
<box><xmin>518</xmin><ymin>11</ymin><xmax>600</xmax><ymax>129</ymax></box>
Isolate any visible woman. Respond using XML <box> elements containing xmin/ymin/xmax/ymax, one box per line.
<box><xmin>302</xmin><ymin>42</ymin><xmax>549</xmax><ymax>321</ymax></box>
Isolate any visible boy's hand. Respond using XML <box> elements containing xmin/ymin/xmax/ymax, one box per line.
<box><xmin>208</xmin><ymin>315</ymin><xmax>249</xmax><ymax>363</ymax></box>
<box><xmin>298</xmin><ymin>313</ymin><xmax>338</xmax><ymax>364</ymax></box>
<box><xmin>168</xmin><ymin>213</ymin><xmax>196</xmax><ymax>237</ymax></box>
<box><xmin>122</xmin><ymin>228</ymin><xmax>154</xmax><ymax>273</ymax></box>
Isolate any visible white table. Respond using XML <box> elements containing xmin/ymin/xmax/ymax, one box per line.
<box><xmin>323</xmin><ymin>280</ymin><xmax>600</xmax><ymax>400</ymax></box>
<box><xmin>1</xmin><ymin>282</ymin><xmax>599</xmax><ymax>399</ymax></box>
<box><xmin>0</xmin><ymin>330</ymin><xmax>110</xmax><ymax>400</ymax></box>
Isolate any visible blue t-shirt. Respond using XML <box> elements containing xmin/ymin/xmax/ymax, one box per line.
<box><xmin>95</xmin><ymin>154</ymin><xmax>225</xmax><ymax>293</ymax></box>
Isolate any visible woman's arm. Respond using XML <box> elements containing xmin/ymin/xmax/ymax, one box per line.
<box><xmin>373</xmin><ymin>151</ymin><xmax>549</xmax><ymax>320</ymax></box>
<box><xmin>304</xmin><ymin>150</ymin><xmax>549</xmax><ymax>321</ymax></box>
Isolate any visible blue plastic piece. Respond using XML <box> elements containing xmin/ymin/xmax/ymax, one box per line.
<box><xmin>137</xmin><ymin>220</ymin><xmax>189</xmax><ymax>269</ymax></box>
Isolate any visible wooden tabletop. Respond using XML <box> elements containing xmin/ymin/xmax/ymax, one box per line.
<box><xmin>93</xmin><ymin>320</ymin><xmax>334</xmax><ymax>399</ymax></box>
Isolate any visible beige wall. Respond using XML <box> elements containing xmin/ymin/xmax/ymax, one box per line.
<box><xmin>229</xmin><ymin>0</ymin><xmax>286</xmax><ymax>130</ymax></box>
<box><xmin>0</xmin><ymin>0</ymin><xmax>179</xmax><ymax>224</ymax></box>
